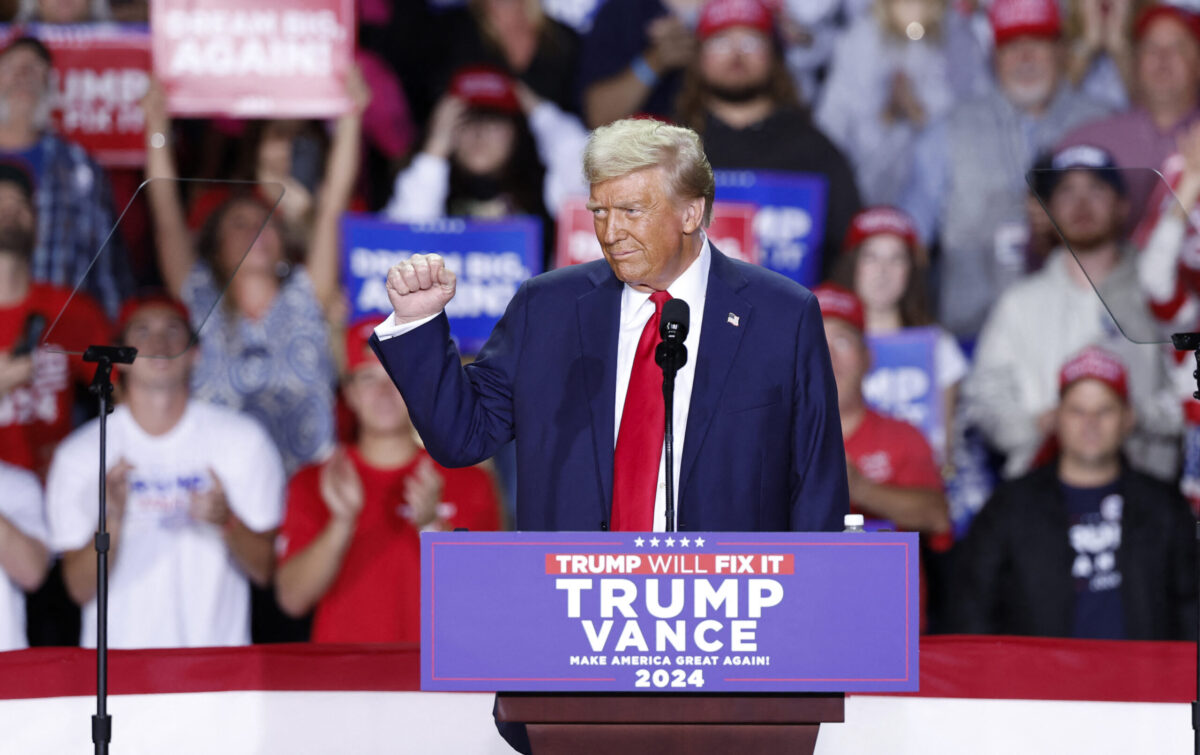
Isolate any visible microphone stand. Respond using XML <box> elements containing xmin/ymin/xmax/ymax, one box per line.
<box><xmin>83</xmin><ymin>344</ymin><xmax>137</xmax><ymax>755</ymax></box>
<box><xmin>1172</xmin><ymin>331</ymin><xmax>1200</xmax><ymax>755</ymax></box>
<box><xmin>656</xmin><ymin>340</ymin><xmax>687</xmax><ymax>533</ymax></box>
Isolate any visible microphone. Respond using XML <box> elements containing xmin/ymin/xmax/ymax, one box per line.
<box><xmin>660</xmin><ymin>298</ymin><xmax>689</xmax><ymax>344</ymax></box>
<box><xmin>656</xmin><ymin>299</ymin><xmax>688</xmax><ymax>372</ymax></box>
<box><xmin>11</xmin><ymin>312</ymin><xmax>46</xmax><ymax>357</ymax></box>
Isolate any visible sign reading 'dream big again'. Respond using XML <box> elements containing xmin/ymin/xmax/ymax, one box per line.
<box><xmin>422</xmin><ymin>531</ymin><xmax>918</xmax><ymax>693</ymax></box>
<box><xmin>341</xmin><ymin>213</ymin><xmax>542</xmax><ymax>354</ymax></box>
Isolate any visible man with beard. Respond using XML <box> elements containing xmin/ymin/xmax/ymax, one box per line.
<box><xmin>900</xmin><ymin>0</ymin><xmax>1110</xmax><ymax>339</ymax></box>
<box><xmin>674</xmin><ymin>0</ymin><xmax>860</xmax><ymax>267</ymax></box>
<box><xmin>963</xmin><ymin>145</ymin><xmax>1180</xmax><ymax>482</ymax></box>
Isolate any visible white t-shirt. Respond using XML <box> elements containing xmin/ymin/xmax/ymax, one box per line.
<box><xmin>45</xmin><ymin>401</ymin><xmax>284</xmax><ymax>649</ymax></box>
<box><xmin>0</xmin><ymin>462</ymin><xmax>46</xmax><ymax>651</ymax></box>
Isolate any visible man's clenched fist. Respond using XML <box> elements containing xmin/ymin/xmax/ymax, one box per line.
<box><xmin>386</xmin><ymin>253</ymin><xmax>458</xmax><ymax>324</ymax></box>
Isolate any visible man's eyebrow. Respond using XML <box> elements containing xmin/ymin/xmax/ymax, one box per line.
<box><xmin>585</xmin><ymin>200</ymin><xmax>602</xmax><ymax>211</ymax></box>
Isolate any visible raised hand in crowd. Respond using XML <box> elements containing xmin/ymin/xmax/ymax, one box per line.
<box><xmin>1080</xmin><ymin>0</ymin><xmax>1133</xmax><ymax>55</ymax></box>
<box><xmin>583</xmin><ymin>12</ymin><xmax>697</xmax><ymax>128</ymax></box>
<box><xmin>189</xmin><ymin>467</ymin><xmax>233</xmax><ymax>527</ymax></box>
<box><xmin>141</xmin><ymin>67</ymin><xmax>367</xmax><ymax>321</ymax></box>
<box><xmin>883</xmin><ymin>70</ymin><xmax>927</xmax><ymax>126</ymax></box>
<box><xmin>645</xmin><ymin>15</ymin><xmax>696</xmax><ymax>75</ymax></box>
<box><xmin>0</xmin><ymin>508</ymin><xmax>47</xmax><ymax>592</ymax></box>
<box><xmin>0</xmin><ymin>350</ymin><xmax>33</xmax><ymax>396</ymax></box>
<box><xmin>1172</xmin><ymin>121</ymin><xmax>1200</xmax><ymax>214</ymax></box>
<box><xmin>306</xmin><ymin>64</ymin><xmax>371</xmax><ymax>323</ymax></box>
<box><xmin>192</xmin><ymin>468</ymin><xmax>275</xmax><ymax>587</ymax></box>
<box><xmin>275</xmin><ymin>448</ymin><xmax>366</xmax><ymax>618</ymax></box>
<box><xmin>62</xmin><ymin>457</ymin><xmax>132</xmax><ymax>605</ymax></box>
<box><xmin>1069</xmin><ymin>0</ymin><xmax>1134</xmax><ymax>92</ymax></box>
<box><xmin>402</xmin><ymin>456</ymin><xmax>445</xmax><ymax>530</ymax></box>
<box><xmin>844</xmin><ymin>453</ymin><xmax>950</xmax><ymax>534</ymax></box>
<box><xmin>103</xmin><ymin>457</ymin><xmax>132</xmax><ymax>538</ymax></box>
<box><xmin>319</xmin><ymin>447</ymin><xmax>364</xmax><ymax>525</ymax></box>
<box><xmin>255</xmin><ymin>123</ymin><xmax>315</xmax><ymax>226</ymax></box>
<box><xmin>421</xmin><ymin>93</ymin><xmax>468</xmax><ymax>160</ymax></box>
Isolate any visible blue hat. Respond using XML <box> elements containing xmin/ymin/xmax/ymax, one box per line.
<box><xmin>1042</xmin><ymin>144</ymin><xmax>1125</xmax><ymax>198</ymax></box>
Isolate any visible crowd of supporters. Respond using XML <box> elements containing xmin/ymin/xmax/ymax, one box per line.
<box><xmin>2</xmin><ymin>0</ymin><xmax>1200</xmax><ymax>650</ymax></box>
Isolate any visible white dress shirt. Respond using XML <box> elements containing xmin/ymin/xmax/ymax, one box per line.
<box><xmin>375</xmin><ymin>235</ymin><xmax>712</xmax><ymax>531</ymax></box>
<box><xmin>613</xmin><ymin>237</ymin><xmax>709</xmax><ymax>531</ymax></box>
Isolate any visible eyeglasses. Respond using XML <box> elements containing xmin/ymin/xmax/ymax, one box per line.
<box><xmin>704</xmin><ymin>34</ymin><xmax>769</xmax><ymax>56</ymax></box>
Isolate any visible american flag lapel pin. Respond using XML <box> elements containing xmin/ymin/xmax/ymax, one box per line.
<box><xmin>727</xmin><ymin>313</ymin><xmax>740</xmax><ymax>327</ymax></box>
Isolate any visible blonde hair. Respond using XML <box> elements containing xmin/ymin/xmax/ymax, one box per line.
<box><xmin>583</xmin><ymin>118</ymin><xmax>716</xmax><ymax>226</ymax></box>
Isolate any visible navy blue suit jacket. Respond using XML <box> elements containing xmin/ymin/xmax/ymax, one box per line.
<box><xmin>371</xmin><ymin>246</ymin><xmax>849</xmax><ymax>532</ymax></box>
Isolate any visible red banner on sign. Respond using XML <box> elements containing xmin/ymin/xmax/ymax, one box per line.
<box><xmin>0</xmin><ymin>24</ymin><xmax>152</xmax><ymax>167</ymax></box>
<box><xmin>151</xmin><ymin>0</ymin><xmax>355</xmax><ymax>118</ymax></box>
<box><xmin>554</xmin><ymin>196</ymin><xmax>759</xmax><ymax>270</ymax></box>
<box><xmin>544</xmin><ymin>553</ymin><xmax>796</xmax><ymax>575</ymax></box>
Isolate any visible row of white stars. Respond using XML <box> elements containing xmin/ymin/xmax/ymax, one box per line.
<box><xmin>632</xmin><ymin>536</ymin><xmax>705</xmax><ymax>548</ymax></box>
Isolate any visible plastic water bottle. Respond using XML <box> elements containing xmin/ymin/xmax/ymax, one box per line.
<box><xmin>843</xmin><ymin>514</ymin><xmax>865</xmax><ymax>533</ymax></box>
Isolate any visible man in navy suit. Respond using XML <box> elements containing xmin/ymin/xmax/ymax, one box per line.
<box><xmin>371</xmin><ymin>117</ymin><xmax>848</xmax><ymax>534</ymax></box>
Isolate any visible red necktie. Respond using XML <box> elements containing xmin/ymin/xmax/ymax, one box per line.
<box><xmin>611</xmin><ymin>290</ymin><xmax>671</xmax><ymax>531</ymax></box>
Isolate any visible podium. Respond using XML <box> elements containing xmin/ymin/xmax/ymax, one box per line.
<box><xmin>495</xmin><ymin>692</ymin><xmax>843</xmax><ymax>755</ymax></box>
<box><xmin>422</xmin><ymin>531</ymin><xmax>916</xmax><ymax>753</ymax></box>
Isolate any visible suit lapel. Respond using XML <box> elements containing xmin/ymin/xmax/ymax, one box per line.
<box><xmin>680</xmin><ymin>249</ymin><xmax>750</xmax><ymax>494</ymax></box>
<box><xmin>578</xmin><ymin>264</ymin><xmax>623</xmax><ymax>518</ymax></box>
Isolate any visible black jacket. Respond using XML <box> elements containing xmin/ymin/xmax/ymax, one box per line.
<box><xmin>950</xmin><ymin>463</ymin><xmax>1197</xmax><ymax>640</ymax></box>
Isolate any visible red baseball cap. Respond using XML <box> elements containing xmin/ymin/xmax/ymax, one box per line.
<box><xmin>1059</xmin><ymin>346</ymin><xmax>1129</xmax><ymax>402</ymax></box>
<box><xmin>116</xmin><ymin>292</ymin><xmax>192</xmax><ymax>340</ymax></box>
<box><xmin>697</xmin><ymin>0</ymin><xmax>775</xmax><ymax>42</ymax></box>
<box><xmin>344</xmin><ymin>317</ymin><xmax>383</xmax><ymax>373</ymax></box>
<box><xmin>448</xmin><ymin>65</ymin><xmax>520</xmax><ymax>115</ymax></box>
<box><xmin>813</xmin><ymin>283</ymin><xmax>865</xmax><ymax>333</ymax></box>
<box><xmin>842</xmin><ymin>206</ymin><xmax>920</xmax><ymax>254</ymax></box>
<box><xmin>989</xmin><ymin>0</ymin><xmax>1061</xmax><ymax>47</ymax></box>
<box><xmin>1134</xmin><ymin>4</ymin><xmax>1200</xmax><ymax>46</ymax></box>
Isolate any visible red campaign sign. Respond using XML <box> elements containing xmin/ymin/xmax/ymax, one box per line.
<box><xmin>0</xmin><ymin>24</ymin><xmax>152</xmax><ymax>168</ymax></box>
<box><xmin>151</xmin><ymin>0</ymin><xmax>354</xmax><ymax>118</ymax></box>
<box><xmin>554</xmin><ymin>196</ymin><xmax>759</xmax><ymax>269</ymax></box>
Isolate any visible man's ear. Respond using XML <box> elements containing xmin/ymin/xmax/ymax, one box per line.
<box><xmin>681</xmin><ymin>196</ymin><xmax>705</xmax><ymax>235</ymax></box>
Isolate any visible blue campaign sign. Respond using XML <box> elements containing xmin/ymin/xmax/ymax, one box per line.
<box><xmin>714</xmin><ymin>170</ymin><xmax>828</xmax><ymax>287</ymax></box>
<box><xmin>422</xmin><ymin>531</ymin><xmax>919</xmax><ymax>693</ymax></box>
<box><xmin>341</xmin><ymin>213</ymin><xmax>542</xmax><ymax>354</ymax></box>
<box><xmin>864</xmin><ymin>327</ymin><xmax>942</xmax><ymax>459</ymax></box>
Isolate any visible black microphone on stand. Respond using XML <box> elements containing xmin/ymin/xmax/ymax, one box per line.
<box><xmin>11</xmin><ymin>312</ymin><xmax>46</xmax><ymax>357</ymax></box>
<box><xmin>656</xmin><ymin>299</ymin><xmax>689</xmax><ymax>533</ymax></box>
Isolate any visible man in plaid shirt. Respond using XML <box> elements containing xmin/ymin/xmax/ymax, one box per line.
<box><xmin>0</xmin><ymin>36</ymin><xmax>131</xmax><ymax>318</ymax></box>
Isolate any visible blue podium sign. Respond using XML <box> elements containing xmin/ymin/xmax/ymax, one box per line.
<box><xmin>421</xmin><ymin>531</ymin><xmax>918</xmax><ymax>693</ymax></box>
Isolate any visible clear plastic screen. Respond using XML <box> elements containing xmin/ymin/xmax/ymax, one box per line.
<box><xmin>1026</xmin><ymin>165</ymin><xmax>1194</xmax><ymax>346</ymax></box>
<box><xmin>39</xmin><ymin>178</ymin><xmax>285</xmax><ymax>358</ymax></box>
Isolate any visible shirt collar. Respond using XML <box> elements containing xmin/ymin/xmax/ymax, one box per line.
<box><xmin>621</xmin><ymin>232</ymin><xmax>711</xmax><ymax>319</ymax></box>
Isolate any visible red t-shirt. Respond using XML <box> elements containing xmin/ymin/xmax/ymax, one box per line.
<box><xmin>845</xmin><ymin>409</ymin><xmax>947</xmax><ymax>632</ymax></box>
<box><xmin>278</xmin><ymin>446</ymin><xmax>502</xmax><ymax>643</ymax></box>
<box><xmin>844</xmin><ymin>408</ymin><xmax>944</xmax><ymax>527</ymax></box>
<box><xmin>0</xmin><ymin>283</ymin><xmax>110</xmax><ymax>478</ymax></box>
